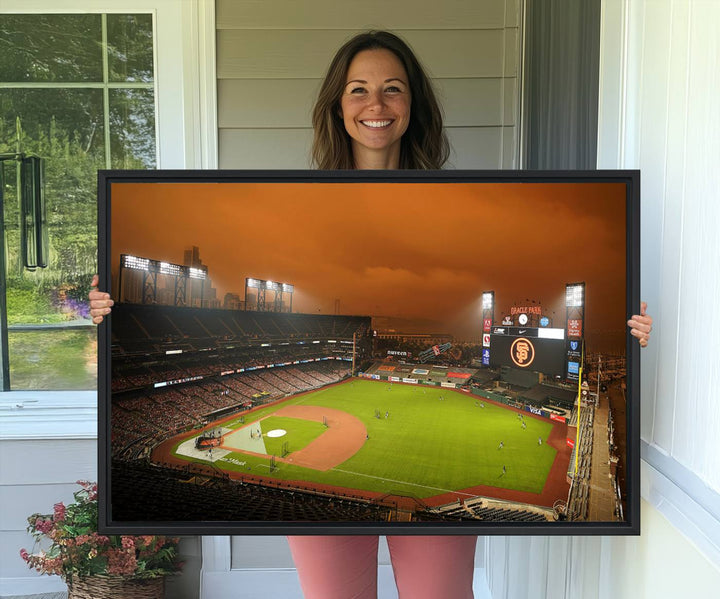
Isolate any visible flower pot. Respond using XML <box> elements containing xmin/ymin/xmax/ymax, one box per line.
<box><xmin>67</xmin><ymin>575</ymin><xmax>164</xmax><ymax>599</ymax></box>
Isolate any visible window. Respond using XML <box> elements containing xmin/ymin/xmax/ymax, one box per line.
<box><xmin>0</xmin><ymin>13</ymin><xmax>156</xmax><ymax>390</ymax></box>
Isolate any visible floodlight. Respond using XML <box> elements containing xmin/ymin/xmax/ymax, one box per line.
<box><xmin>160</xmin><ymin>262</ymin><xmax>182</xmax><ymax>276</ymax></box>
<box><xmin>282</xmin><ymin>283</ymin><xmax>294</xmax><ymax>293</ymax></box>
<box><xmin>565</xmin><ymin>283</ymin><xmax>585</xmax><ymax>307</ymax></box>
<box><xmin>188</xmin><ymin>267</ymin><xmax>206</xmax><ymax>280</ymax></box>
<box><xmin>122</xmin><ymin>254</ymin><xmax>150</xmax><ymax>271</ymax></box>
<box><xmin>482</xmin><ymin>292</ymin><xmax>494</xmax><ymax>310</ymax></box>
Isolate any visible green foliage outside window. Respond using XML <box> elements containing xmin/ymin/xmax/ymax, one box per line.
<box><xmin>0</xmin><ymin>13</ymin><xmax>155</xmax><ymax>390</ymax></box>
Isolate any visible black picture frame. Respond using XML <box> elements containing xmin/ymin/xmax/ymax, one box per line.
<box><xmin>98</xmin><ymin>169</ymin><xmax>640</xmax><ymax>536</ymax></box>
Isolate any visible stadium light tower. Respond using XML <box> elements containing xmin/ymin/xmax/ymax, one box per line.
<box><xmin>119</xmin><ymin>254</ymin><xmax>207</xmax><ymax>305</ymax></box>
<box><xmin>481</xmin><ymin>291</ymin><xmax>494</xmax><ymax>365</ymax></box>
<box><xmin>245</xmin><ymin>277</ymin><xmax>294</xmax><ymax>312</ymax></box>
<box><xmin>565</xmin><ymin>282</ymin><xmax>586</xmax><ymax>383</ymax></box>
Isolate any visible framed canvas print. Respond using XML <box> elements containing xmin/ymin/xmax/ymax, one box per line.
<box><xmin>98</xmin><ymin>170</ymin><xmax>640</xmax><ymax>535</ymax></box>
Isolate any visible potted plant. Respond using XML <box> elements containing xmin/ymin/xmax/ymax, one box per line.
<box><xmin>20</xmin><ymin>480</ymin><xmax>182</xmax><ymax>599</ymax></box>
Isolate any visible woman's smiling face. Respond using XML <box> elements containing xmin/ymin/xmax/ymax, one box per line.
<box><xmin>340</xmin><ymin>48</ymin><xmax>411</xmax><ymax>167</ymax></box>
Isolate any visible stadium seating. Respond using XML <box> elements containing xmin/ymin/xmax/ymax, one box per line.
<box><xmin>111</xmin><ymin>460</ymin><xmax>392</xmax><ymax>522</ymax></box>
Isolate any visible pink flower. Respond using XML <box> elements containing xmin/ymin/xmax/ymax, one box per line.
<box><xmin>121</xmin><ymin>536</ymin><xmax>135</xmax><ymax>549</ymax></box>
<box><xmin>107</xmin><ymin>548</ymin><xmax>137</xmax><ymax>576</ymax></box>
<box><xmin>53</xmin><ymin>502</ymin><xmax>66</xmax><ymax>522</ymax></box>
<box><xmin>19</xmin><ymin>548</ymin><xmax>29</xmax><ymax>562</ymax></box>
<box><xmin>34</xmin><ymin>518</ymin><xmax>53</xmax><ymax>535</ymax></box>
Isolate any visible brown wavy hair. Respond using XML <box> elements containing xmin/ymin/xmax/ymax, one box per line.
<box><xmin>311</xmin><ymin>31</ymin><xmax>449</xmax><ymax>170</ymax></box>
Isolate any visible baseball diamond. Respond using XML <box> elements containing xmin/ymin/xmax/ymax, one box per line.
<box><xmin>154</xmin><ymin>378</ymin><xmax>570</xmax><ymax>508</ymax></box>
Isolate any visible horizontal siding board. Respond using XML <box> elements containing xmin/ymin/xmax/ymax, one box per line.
<box><xmin>439</xmin><ymin>79</ymin><xmax>508</xmax><ymax>126</ymax></box>
<box><xmin>218</xmin><ymin>79</ymin><xmax>320</xmax><ymax>128</ymax></box>
<box><xmin>505</xmin><ymin>0</ymin><xmax>521</xmax><ymax>28</ymax></box>
<box><xmin>0</xmin><ymin>439</ymin><xmax>96</xmax><ymax>485</ymax></box>
<box><xmin>217</xmin><ymin>30</ymin><xmax>507</xmax><ymax>79</ymax></box>
<box><xmin>219</xmin><ymin>128</ymin><xmax>314</xmax><ymax>169</ymax></box>
<box><xmin>503</xmin><ymin>77</ymin><xmax>517</xmax><ymax>126</ymax></box>
<box><xmin>0</xmin><ymin>483</ymin><xmax>81</xmax><ymax>530</ymax></box>
<box><xmin>504</xmin><ymin>27</ymin><xmax>519</xmax><ymax>77</ymax></box>
<box><xmin>0</xmin><ymin>531</ymin><xmax>50</xmax><ymax>578</ymax></box>
<box><xmin>502</xmin><ymin>125</ymin><xmax>518</xmax><ymax>168</ymax></box>
<box><xmin>218</xmin><ymin>78</ymin><xmax>513</xmax><ymax>128</ymax></box>
<box><xmin>219</xmin><ymin>126</ymin><xmax>514</xmax><ymax>170</ymax></box>
<box><xmin>217</xmin><ymin>0</ymin><xmax>508</xmax><ymax>30</ymax></box>
<box><xmin>446</xmin><ymin>126</ymin><xmax>505</xmax><ymax>169</ymax></box>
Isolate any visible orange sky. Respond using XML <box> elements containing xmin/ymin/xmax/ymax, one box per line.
<box><xmin>110</xmin><ymin>181</ymin><xmax>627</xmax><ymax>348</ymax></box>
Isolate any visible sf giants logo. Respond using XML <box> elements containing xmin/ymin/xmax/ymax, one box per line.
<box><xmin>510</xmin><ymin>337</ymin><xmax>535</xmax><ymax>368</ymax></box>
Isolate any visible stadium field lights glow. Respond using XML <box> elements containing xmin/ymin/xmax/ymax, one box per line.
<box><xmin>565</xmin><ymin>283</ymin><xmax>585</xmax><ymax>307</ymax></box>
<box><xmin>120</xmin><ymin>254</ymin><xmax>207</xmax><ymax>279</ymax></box>
<box><xmin>245</xmin><ymin>277</ymin><xmax>294</xmax><ymax>293</ymax></box>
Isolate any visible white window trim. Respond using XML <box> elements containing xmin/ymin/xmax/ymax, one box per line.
<box><xmin>597</xmin><ymin>0</ymin><xmax>720</xmax><ymax>569</ymax></box>
<box><xmin>0</xmin><ymin>0</ymin><xmax>217</xmax><ymax>439</ymax></box>
<box><xmin>0</xmin><ymin>0</ymin><xmax>217</xmax><ymax>170</ymax></box>
<box><xmin>641</xmin><ymin>443</ymin><xmax>720</xmax><ymax>567</ymax></box>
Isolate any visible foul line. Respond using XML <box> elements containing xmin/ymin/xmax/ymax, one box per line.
<box><xmin>329</xmin><ymin>467</ymin><xmax>476</xmax><ymax>498</ymax></box>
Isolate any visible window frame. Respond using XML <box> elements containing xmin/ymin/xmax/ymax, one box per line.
<box><xmin>0</xmin><ymin>0</ymin><xmax>217</xmax><ymax>438</ymax></box>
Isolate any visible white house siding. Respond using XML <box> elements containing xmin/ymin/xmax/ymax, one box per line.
<box><xmin>216</xmin><ymin>0</ymin><xmax>522</xmax><ymax>169</ymax></box>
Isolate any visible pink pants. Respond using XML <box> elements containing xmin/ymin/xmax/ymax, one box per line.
<box><xmin>287</xmin><ymin>535</ymin><xmax>476</xmax><ymax>599</ymax></box>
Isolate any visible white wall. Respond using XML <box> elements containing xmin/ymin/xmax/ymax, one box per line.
<box><xmin>485</xmin><ymin>0</ymin><xmax>720</xmax><ymax>596</ymax></box>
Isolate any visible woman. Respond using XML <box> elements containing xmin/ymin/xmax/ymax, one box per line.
<box><xmin>90</xmin><ymin>31</ymin><xmax>653</xmax><ymax>599</ymax></box>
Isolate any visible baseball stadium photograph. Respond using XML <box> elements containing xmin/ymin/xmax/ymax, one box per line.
<box><xmin>104</xmin><ymin>174</ymin><xmax>633</xmax><ymax>529</ymax></box>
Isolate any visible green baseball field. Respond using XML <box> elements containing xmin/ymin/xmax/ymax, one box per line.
<box><xmin>169</xmin><ymin>379</ymin><xmax>562</xmax><ymax>502</ymax></box>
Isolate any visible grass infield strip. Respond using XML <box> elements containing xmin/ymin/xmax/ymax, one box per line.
<box><xmin>260</xmin><ymin>416</ymin><xmax>326</xmax><ymax>456</ymax></box>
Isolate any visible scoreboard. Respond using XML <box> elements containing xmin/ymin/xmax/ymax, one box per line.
<box><xmin>489</xmin><ymin>326</ymin><xmax>566</xmax><ymax>377</ymax></box>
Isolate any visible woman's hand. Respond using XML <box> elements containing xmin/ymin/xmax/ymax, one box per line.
<box><xmin>627</xmin><ymin>301</ymin><xmax>652</xmax><ymax>347</ymax></box>
<box><xmin>88</xmin><ymin>274</ymin><xmax>114</xmax><ymax>324</ymax></box>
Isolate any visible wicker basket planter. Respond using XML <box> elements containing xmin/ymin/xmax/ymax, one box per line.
<box><xmin>67</xmin><ymin>575</ymin><xmax>164</xmax><ymax>599</ymax></box>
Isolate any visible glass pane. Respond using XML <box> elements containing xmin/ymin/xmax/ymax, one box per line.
<box><xmin>1</xmin><ymin>89</ymin><xmax>102</xmax><ymax>390</ymax></box>
<box><xmin>107</xmin><ymin>14</ymin><xmax>154</xmax><ymax>82</ymax></box>
<box><xmin>110</xmin><ymin>88</ymin><xmax>156</xmax><ymax>169</ymax></box>
<box><xmin>0</xmin><ymin>13</ymin><xmax>157</xmax><ymax>390</ymax></box>
<box><xmin>8</xmin><ymin>328</ymin><xmax>97</xmax><ymax>390</ymax></box>
<box><xmin>0</xmin><ymin>88</ymin><xmax>106</xmax><ymax>161</ymax></box>
<box><xmin>0</xmin><ymin>14</ymin><xmax>102</xmax><ymax>82</ymax></box>
<box><xmin>1</xmin><ymin>88</ymin><xmax>104</xmax><ymax>280</ymax></box>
